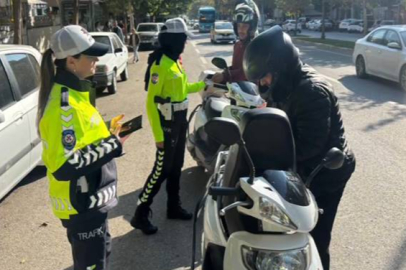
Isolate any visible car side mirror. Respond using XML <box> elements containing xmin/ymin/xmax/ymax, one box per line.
<box><xmin>0</xmin><ymin>109</ymin><xmax>5</xmax><ymax>124</ymax></box>
<box><xmin>323</xmin><ymin>147</ymin><xmax>345</xmax><ymax>170</ymax></box>
<box><xmin>388</xmin><ymin>42</ymin><xmax>401</xmax><ymax>50</ymax></box>
<box><xmin>205</xmin><ymin>117</ymin><xmax>241</xmax><ymax>146</ymax></box>
<box><xmin>211</xmin><ymin>57</ymin><xmax>228</xmax><ymax>70</ymax></box>
<box><xmin>115</xmin><ymin>47</ymin><xmax>123</xmax><ymax>53</ymax></box>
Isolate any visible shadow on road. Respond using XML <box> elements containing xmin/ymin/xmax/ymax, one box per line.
<box><xmin>298</xmin><ymin>46</ymin><xmax>352</xmax><ymax>69</ymax></box>
<box><xmin>339</xmin><ymin>75</ymin><xmax>406</xmax><ymax>131</ymax></box>
<box><xmin>384</xmin><ymin>227</ymin><xmax>406</xmax><ymax>270</ymax></box>
<box><xmin>0</xmin><ymin>166</ymin><xmax>46</xmax><ymax>204</ymax></box>
<box><xmin>64</xmin><ymin>166</ymin><xmax>209</xmax><ymax>270</ymax></box>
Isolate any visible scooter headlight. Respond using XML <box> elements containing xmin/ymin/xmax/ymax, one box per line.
<box><xmin>259</xmin><ymin>197</ymin><xmax>297</xmax><ymax>230</ymax></box>
<box><xmin>242</xmin><ymin>245</ymin><xmax>310</xmax><ymax>270</ymax></box>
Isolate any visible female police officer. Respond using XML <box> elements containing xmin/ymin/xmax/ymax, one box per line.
<box><xmin>37</xmin><ymin>25</ymin><xmax>129</xmax><ymax>270</ymax></box>
<box><xmin>130</xmin><ymin>18</ymin><xmax>207</xmax><ymax>235</ymax></box>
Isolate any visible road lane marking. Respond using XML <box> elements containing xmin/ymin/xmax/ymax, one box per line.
<box><xmin>200</xmin><ymin>56</ymin><xmax>207</xmax><ymax>64</ymax></box>
<box><xmin>191</xmin><ymin>42</ymin><xmax>196</xmax><ymax>48</ymax></box>
<box><xmin>195</xmin><ymin>48</ymin><xmax>201</xmax><ymax>54</ymax></box>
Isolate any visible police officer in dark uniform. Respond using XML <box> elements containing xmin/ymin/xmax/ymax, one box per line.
<box><xmin>130</xmin><ymin>18</ymin><xmax>207</xmax><ymax>235</ymax></box>
<box><xmin>243</xmin><ymin>26</ymin><xmax>356</xmax><ymax>270</ymax></box>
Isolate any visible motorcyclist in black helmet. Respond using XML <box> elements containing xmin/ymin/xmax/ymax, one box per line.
<box><xmin>212</xmin><ymin>0</ymin><xmax>260</xmax><ymax>83</ymax></box>
<box><xmin>243</xmin><ymin>25</ymin><xmax>356</xmax><ymax>270</ymax></box>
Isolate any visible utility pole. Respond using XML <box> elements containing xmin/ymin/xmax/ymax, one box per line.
<box><xmin>321</xmin><ymin>0</ymin><xmax>326</xmax><ymax>39</ymax></box>
<box><xmin>260</xmin><ymin>0</ymin><xmax>265</xmax><ymax>31</ymax></box>
<box><xmin>12</xmin><ymin>0</ymin><xmax>22</xmax><ymax>44</ymax></box>
<box><xmin>363</xmin><ymin>0</ymin><xmax>368</xmax><ymax>36</ymax></box>
<box><xmin>73</xmin><ymin>0</ymin><xmax>79</xmax><ymax>25</ymax></box>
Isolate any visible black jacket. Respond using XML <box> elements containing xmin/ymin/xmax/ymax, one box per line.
<box><xmin>268</xmin><ymin>63</ymin><xmax>355</xmax><ymax>194</ymax></box>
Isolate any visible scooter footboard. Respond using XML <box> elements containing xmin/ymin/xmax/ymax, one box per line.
<box><xmin>224</xmin><ymin>231</ymin><xmax>322</xmax><ymax>270</ymax></box>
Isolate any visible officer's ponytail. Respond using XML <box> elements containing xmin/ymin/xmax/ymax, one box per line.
<box><xmin>36</xmin><ymin>48</ymin><xmax>55</xmax><ymax>135</ymax></box>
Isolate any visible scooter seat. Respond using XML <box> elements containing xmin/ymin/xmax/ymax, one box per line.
<box><xmin>204</xmin><ymin>97</ymin><xmax>230</xmax><ymax>120</ymax></box>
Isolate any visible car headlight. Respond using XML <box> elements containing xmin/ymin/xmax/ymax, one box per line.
<box><xmin>259</xmin><ymin>197</ymin><xmax>297</xmax><ymax>230</ymax></box>
<box><xmin>242</xmin><ymin>245</ymin><xmax>310</xmax><ymax>270</ymax></box>
<box><xmin>96</xmin><ymin>65</ymin><xmax>108</xmax><ymax>73</ymax></box>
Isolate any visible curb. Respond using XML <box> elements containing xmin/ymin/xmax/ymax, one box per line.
<box><xmin>293</xmin><ymin>38</ymin><xmax>354</xmax><ymax>53</ymax></box>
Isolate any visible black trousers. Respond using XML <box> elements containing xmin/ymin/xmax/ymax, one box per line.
<box><xmin>66</xmin><ymin>214</ymin><xmax>111</xmax><ymax>270</ymax></box>
<box><xmin>310</xmin><ymin>158</ymin><xmax>355</xmax><ymax>270</ymax></box>
<box><xmin>138</xmin><ymin>111</ymin><xmax>188</xmax><ymax>208</ymax></box>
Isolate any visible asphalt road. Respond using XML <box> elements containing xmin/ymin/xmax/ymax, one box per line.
<box><xmin>301</xmin><ymin>29</ymin><xmax>364</xmax><ymax>42</ymax></box>
<box><xmin>1</xmin><ymin>32</ymin><xmax>406</xmax><ymax>270</ymax></box>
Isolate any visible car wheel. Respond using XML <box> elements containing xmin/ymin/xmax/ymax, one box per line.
<box><xmin>356</xmin><ymin>56</ymin><xmax>368</xmax><ymax>79</ymax></box>
<box><xmin>108</xmin><ymin>71</ymin><xmax>117</xmax><ymax>94</ymax></box>
<box><xmin>210</xmin><ymin>38</ymin><xmax>214</xmax><ymax>44</ymax></box>
<box><xmin>399</xmin><ymin>66</ymin><xmax>406</xmax><ymax>91</ymax></box>
<box><xmin>120</xmin><ymin>64</ymin><xmax>128</xmax><ymax>81</ymax></box>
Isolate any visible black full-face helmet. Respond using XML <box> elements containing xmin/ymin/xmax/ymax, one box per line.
<box><xmin>243</xmin><ymin>26</ymin><xmax>300</xmax><ymax>100</ymax></box>
<box><xmin>233</xmin><ymin>0</ymin><xmax>260</xmax><ymax>39</ymax></box>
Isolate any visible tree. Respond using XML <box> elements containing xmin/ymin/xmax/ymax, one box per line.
<box><xmin>73</xmin><ymin>0</ymin><xmax>79</xmax><ymax>25</ymax></box>
<box><xmin>188</xmin><ymin>0</ymin><xmax>214</xmax><ymax>18</ymax></box>
<box><xmin>276</xmin><ymin>0</ymin><xmax>310</xmax><ymax>35</ymax></box>
<box><xmin>12</xmin><ymin>0</ymin><xmax>22</xmax><ymax>44</ymax></box>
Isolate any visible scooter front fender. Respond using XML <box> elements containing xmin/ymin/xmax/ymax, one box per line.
<box><xmin>223</xmin><ymin>231</ymin><xmax>322</xmax><ymax>270</ymax></box>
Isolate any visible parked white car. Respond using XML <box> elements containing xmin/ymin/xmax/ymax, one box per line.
<box><xmin>210</xmin><ymin>21</ymin><xmax>236</xmax><ymax>44</ymax></box>
<box><xmin>90</xmin><ymin>32</ymin><xmax>129</xmax><ymax>94</ymax></box>
<box><xmin>137</xmin><ymin>23</ymin><xmax>164</xmax><ymax>49</ymax></box>
<box><xmin>313</xmin><ymin>19</ymin><xmax>334</xmax><ymax>31</ymax></box>
<box><xmin>282</xmin><ymin>20</ymin><xmax>302</xmax><ymax>33</ymax></box>
<box><xmin>347</xmin><ymin>20</ymin><xmax>363</xmax><ymax>33</ymax></box>
<box><xmin>353</xmin><ymin>26</ymin><xmax>406</xmax><ymax>91</ymax></box>
<box><xmin>0</xmin><ymin>45</ymin><xmax>42</xmax><ymax>200</ymax></box>
<box><xmin>339</xmin><ymin>18</ymin><xmax>358</xmax><ymax>32</ymax></box>
<box><xmin>368</xmin><ymin>20</ymin><xmax>395</xmax><ymax>32</ymax></box>
<box><xmin>306</xmin><ymin>19</ymin><xmax>319</xmax><ymax>30</ymax></box>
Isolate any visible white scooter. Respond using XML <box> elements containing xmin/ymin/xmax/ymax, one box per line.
<box><xmin>187</xmin><ymin>57</ymin><xmax>264</xmax><ymax>173</ymax></box>
<box><xmin>191</xmin><ymin>109</ymin><xmax>345</xmax><ymax>270</ymax></box>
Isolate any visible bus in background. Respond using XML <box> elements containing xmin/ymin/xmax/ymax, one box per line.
<box><xmin>198</xmin><ymin>6</ymin><xmax>216</xmax><ymax>33</ymax></box>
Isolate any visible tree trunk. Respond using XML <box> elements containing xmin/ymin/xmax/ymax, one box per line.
<box><xmin>363</xmin><ymin>0</ymin><xmax>368</xmax><ymax>36</ymax></box>
<box><xmin>73</xmin><ymin>0</ymin><xmax>79</xmax><ymax>25</ymax></box>
<box><xmin>294</xmin><ymin>12</ymin><xmax>298</xmax><ymax>36</ymax></box>
<box><xmin>13</xmin><ymin>0</ymin><xmax>22</xmax><ymax>44</ymax></box>
<box><xmin>321</xmin><ymin>0</ymin><xmax>326</xmax><ymax>39</ymax></box>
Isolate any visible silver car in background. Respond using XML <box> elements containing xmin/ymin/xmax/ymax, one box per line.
<box><xmin>137</xmin><ymin>23</ymin><xmax>164</xmax><ymax>49</ymax></box>
<box><xmin>353</xmin><ymin>25</ymin><xmax>406</xmax><ymax>91</ymax></box>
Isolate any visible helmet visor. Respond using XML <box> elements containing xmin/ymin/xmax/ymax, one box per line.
<box><xmin>233</xmin><ymin>11</ymin><xmax>254</xmax><ymax>23</ymax></box>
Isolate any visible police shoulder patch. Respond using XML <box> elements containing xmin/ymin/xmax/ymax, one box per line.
<box><xmin>62</xmin><ymin>129</ymin><xmax>76</xmax><ymax>150</ymax></box>
<box><xmin>151</xmin><ymin>73</ymin><xmax>159</xmax><ymax>84</ymax></box>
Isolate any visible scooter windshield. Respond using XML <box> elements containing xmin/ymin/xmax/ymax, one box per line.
<box><xmin>262</xmin><ymin>170</ymin><xmax>310</xmax><ymax>206</ymax></box>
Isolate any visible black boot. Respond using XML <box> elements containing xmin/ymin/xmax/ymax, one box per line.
<box><xmin>167</xmin><ymin>201</ymin><xmax>193</xmax><ymax>220</ymax></box>
<box><xmin>130</xmin><ymin>204</ymin><xmax>158</xmax><ymax>235</ymax></box>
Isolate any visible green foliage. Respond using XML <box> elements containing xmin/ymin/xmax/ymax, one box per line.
<box><xmin>275</xmin><ymin>0</ymin><xmax>310</xmax><ymax>15</ymax></box>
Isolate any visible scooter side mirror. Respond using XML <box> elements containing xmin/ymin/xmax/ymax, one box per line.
<box><xmin>205</xmin><ymin>117</ymin><xmax>241</xmax><ymax>146</ymax></box>
<box><xmin>0</xmin><ymin>109</ymin><xmax>5</xmax><ymax>124</ymax></box>
<box><xmin>323</xmin><ymin>147</ymin><xmax>345</xmax><ymax>170</ymax></box>
<box><xmin>305</xmin><ymin>147</ymin><xmax>345</xmax><ymax>187</ymax></box>
<box><xmin>211</xmin><ymin>57</ymin><xmax>228</xmax><ymax>70</ymax></box>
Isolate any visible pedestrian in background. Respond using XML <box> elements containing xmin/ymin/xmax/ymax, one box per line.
<box><xmin>103</xmin><ymin>21</ymin><xmax>111</xmax><ymax>32</ymax></box>
<box><xmin>37</xmin><ymin>25</ymin><xmax>130</xmax><ymax>270</ymax></box>
<box><xmin>131</xmin><ymin>28</ymin><xmax>140</xmax><ymax>63</ymax></box>
<box><xmin>112</xmin><ymin>20</ymin><xmax>124</xmax><ymax>42</ymax></box>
